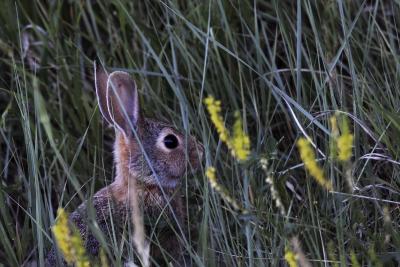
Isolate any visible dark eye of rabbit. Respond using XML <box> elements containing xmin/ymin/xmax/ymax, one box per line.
<box><xmin>163</xmin><ymin>134</ymin><xmax>179</xmax><ymax>149</ymax></box>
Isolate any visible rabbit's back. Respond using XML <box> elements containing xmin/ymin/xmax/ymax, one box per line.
<box><xmin>46</xmin><ymin>183</ymin><xmax>185</xmax><ymax>266</ymax></box>
<box><xmin>45</xmin><ymin>186</ymin><xmax>129</xmax><ymax>266</ymax></box>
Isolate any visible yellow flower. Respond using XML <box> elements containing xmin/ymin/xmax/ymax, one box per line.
<box><xmin>204</xmin><ymin>96</ymin><xmax>251</xmax><ymax>161</ymax></box>
<box><xmin>52</xmin><ymin>209</ymin><xmax>73</xmax><ymax>263</ymax></box>
<box><xmin>205</xmin><ymin>167</ymin><xmax>218</xmax><ymax>188</ymax></box>
<box><xmin>297</xmin><ymin>138</ymin><xmax>333</xmax><ymax>191</ymax></box>
<box><xmin>204</xmin><ymin>96</ymin><xmax>230</xmax><ymax>143</ymax></box>
<box><xmin>100</xmin><ymin>248</ymin><xmax>109</xmax><ymax>267</ymax></box>
<box><xmin>284</xmin><ymin>247</ymin><xmax>298</xmax><ymax>267</ymax></box>
<box><xmin>330</xmin><ymin>114</ymin><xmax>354</xmax><ymax>162</ymax></box>
<box><xmin>329</xmin><ymin>116</ymin><xmax>339</xmax><ymax>137</ymax></box>
<box><xmin>337</xmin><ymin>133</ymin><xmax>353</xmax><ymax>161</ymax></box>
<box><xmin>52</xmin><ymin>208</ymin><xmax>90</xmax><ymax>267</ymax></box>
<box><xmin>231</xmin><ymin>112</ymin><xmax>251</xmax><ymax>160</ymax></box>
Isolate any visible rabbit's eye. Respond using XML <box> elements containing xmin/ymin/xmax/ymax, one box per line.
<box><xmin>163</xmin><ymin>134</ymin><xmax>179</xmax><ymax>149</ymax></box>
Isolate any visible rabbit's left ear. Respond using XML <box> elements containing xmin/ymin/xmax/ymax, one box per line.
<box><xmin>95</xmin><ymin>63</ymin><xmax>140</xmax><ymax>135</ymax></box>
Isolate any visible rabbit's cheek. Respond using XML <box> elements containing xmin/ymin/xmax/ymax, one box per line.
<box><xmin>168</xmin><ymin>157</ymin><xmax>186</xmax><ymax>177</ymax></box>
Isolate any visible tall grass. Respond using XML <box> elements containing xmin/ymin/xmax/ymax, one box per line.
<box><xmin>0</xmin><ymin>0</ymin><xmax>400</xmax><ymax>266</ymax></box>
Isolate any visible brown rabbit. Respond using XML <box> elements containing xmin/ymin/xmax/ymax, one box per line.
<box><xmin>45</xmin><ymin>64</ymin><xmax>203</xmax><ymax>266</ymax></box>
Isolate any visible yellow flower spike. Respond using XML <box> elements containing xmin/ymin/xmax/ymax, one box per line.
<box><xmin>205</xmin><ymin>167</ymin><xmax>243</xmax><ymax>212</ymax></box>
<box><xmin>100</xmin><ymin>249</ymin><xmax>109</xmax><ymax>267</ymax></box>
<box><xmin>52</xmin><ymin>208</ymin><xmax>90</xmax><ymax>267</ymax></box>
<box><xmin>231</xmin><ymin>112</ymin><xmax>251</xmax><ymax>161</ymax></box>
<box><xmin>337</xmin><ymin>133</ymin><xmax>354</xmax><ymax>161</ymax></box>
<box><xmin>330</xmin><ymin>114</ymin><xmax>354</xmax><ymax>162</ymax></box>
<box><xmin>204</xmin><ymin>96</ymin><xmax>251</xmax><ymax>161</ymax></box>
<box><xmin>52</xmin><ymin>209</ymin><xmax>74</xmax><ymax>263</ymax></box>
<box><xmin>329</xmin><ymin>115</ymin><xmax>339</xmax><ymax>138</ymax></box>
<box><xmin>204</xmin><ymin>96</ymin><xmax>230</xmax><ymax>143</ymax></box>
<box><xmin>71</xmin><ymin>234</ymin><xmax>90</xmax><ymax>267</ymax></box>
<box><xmin>296</xmin><ymin>138</ymin><xmax>333</xmax><ymax>191</ymax></box>
<box><xmin>284</xmin><ymin>247</ymin><xmax>298</xmax><ymax>267</ymax></box>
<box><xmin>205</xmin><ymin>167</ymin><xmax>218</xmax><ymax>188</ymax></box>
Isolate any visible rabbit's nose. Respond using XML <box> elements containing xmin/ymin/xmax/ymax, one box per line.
<box><xmin>188</xmin><ymin>141</ymin><xmax>204</xmax><ymax>171</ymax></box>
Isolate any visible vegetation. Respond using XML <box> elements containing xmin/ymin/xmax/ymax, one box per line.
<box><xmin>0</xmin><ymin>0</ymin><xmax>399</xmax><ymax>266</ymax></box>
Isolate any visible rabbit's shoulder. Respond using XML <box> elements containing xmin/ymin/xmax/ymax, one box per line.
<box><xmin>71</xmin><ymin>185</ymin><xmax>129</xmax><ymax>230</ymax></box>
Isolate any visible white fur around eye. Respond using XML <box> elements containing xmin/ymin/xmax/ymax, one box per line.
<box><xmin>156</xmin><ymin>129</ymin><xmax>181</xmax><ymax>152</ymax></box>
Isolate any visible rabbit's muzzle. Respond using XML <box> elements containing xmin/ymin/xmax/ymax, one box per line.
<box><xmin>188</xmin><ymin>138</ymin><xmax>204</xmax><ymax>171</ymax></box>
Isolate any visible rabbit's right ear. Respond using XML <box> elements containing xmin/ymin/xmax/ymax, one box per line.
<box><xmin>94</xmin><ymin>62</ymin><xmax>140</xmax><ymax>135</ymax></box>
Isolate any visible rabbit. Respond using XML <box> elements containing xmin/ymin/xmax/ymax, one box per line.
<box><xmin>45</xmin><ymin>64</ymin><xmax>204</xmax><ymax>266</ymax></box>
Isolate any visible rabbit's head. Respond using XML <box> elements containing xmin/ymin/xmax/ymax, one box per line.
<box><xmin>95</xmin><ymin>64</ymin><xmax>203</xmax><ymax>189</ymax></box>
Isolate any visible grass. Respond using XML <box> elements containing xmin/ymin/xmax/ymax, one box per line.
<box><xmin>1</xmin><ymin>0</ymin><xmax>400</xmax><ymax>266</ymax></box>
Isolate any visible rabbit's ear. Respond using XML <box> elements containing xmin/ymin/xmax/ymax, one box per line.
<box><xmin>95</xmin><ymin>63</ymin><xmax>140</xmax><ymax>134</ymax></box>
<box><xmin>95</xmin><ymin>62</ymin><xmax>113</xmax><ymax>125</ymax></box>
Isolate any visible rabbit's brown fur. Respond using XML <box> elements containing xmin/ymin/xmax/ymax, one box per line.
<box><xmin>45</xmin><ymin>65</ymin><xmax>203</xmax><ymax>266</ymax></box>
